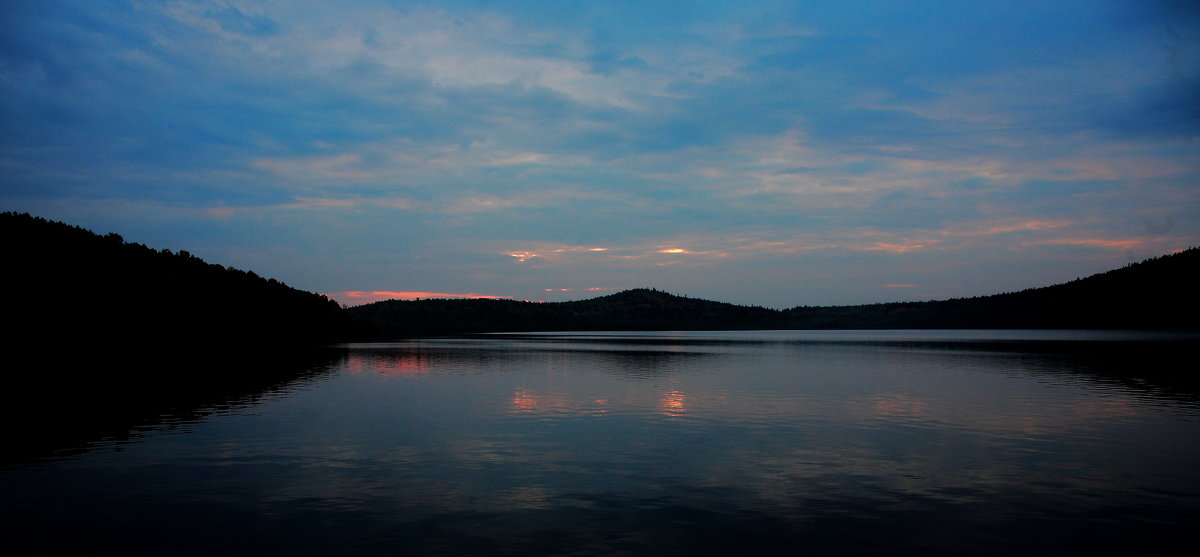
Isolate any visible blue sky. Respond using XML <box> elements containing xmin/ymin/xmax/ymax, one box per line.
<box><xmin>3</xmin><ymin>1</ymin><xmax>1198</xmax><ymax>308</ymax></box>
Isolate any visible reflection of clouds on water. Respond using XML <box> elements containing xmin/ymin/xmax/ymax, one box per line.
<box><xmin>510</xmin><ymin>389</ymin><xmax>540</xmax><ymax>413</ymax></box>
<box><xmin>8</xmin><ymin>334</ymin><xmax>1198</xmax><ymax>557</ymax></box>
<box><xmin>509</xmin><ymin>389</ymin><xmax>611</xmax><ymax>416</ymax></box>
<box><xmin>869</xmin><ymin>393</ymin><xmax>930</xmax><ymax>421</ymax></box>
<box><xmin>346</xmin><ymin>351</ymin><xmax>431</xmax><ymax>376</ymax></box>
<box><xmin>342</xmin><ymin>339</ymin><xmax>728</xmax><ymax>381</ymax></box>
<box><xmin>659</xmin><ymin>390</ymin><xmax>688</xmax><ymax>416</ymax></box>
<box><xmin>223</xmin><ymin>337</ymin><xmax>1200</xmax><ymax>550</ymax></box>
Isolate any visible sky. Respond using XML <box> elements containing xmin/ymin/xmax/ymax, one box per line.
<box><xmin>2</xmin><ymin>1</ymin><xmax>1198</xmax><ymax>308</ymax></box>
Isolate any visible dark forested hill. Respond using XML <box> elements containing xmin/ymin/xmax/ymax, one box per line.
<box><xmin>2</xmin><ymin>211</ymin><xmax>350</xmax><ymax>350</ymax></box>
<box><xmin>349</xmin><ymin>288</ymin><xmax>783</xmax><ymax>334</ymax></box>
<box><xmin>7</xmin><ymin>210</ymin><xmax>1195</xmax><ymax>342</ymax></box>
<box><xmin>351</xmin><ymin>248</ymin><xmax>1199</xmax><ymax>335</ymax></box>
<box><xmin>2</xmin><ymin>212</ymin><xmax>355</xmax><ymax>466</ymax></box>
<box><xmin>783</xmin><ymin>249</ymin><xmax>1199</xmax><ymax>330</ymax></box>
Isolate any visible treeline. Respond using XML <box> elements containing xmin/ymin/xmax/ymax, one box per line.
<box><xmin>2</xmin><ymin>212</ymin><xmax>357</xmax><ymax>465</ymax></box>
<box><xmin>785</xmin><ymin>249</ymin><xmax>1198</xmax><ymax>330</ymax></box>
<box><xmin>351</xmin><ymin>249</ymin><xmax>1199</xmax><ymax>335</ymax></box>
<box><xmin>2</xmin><ymin>212</ymin><xmax>351</xmax><ymax>351</ymax></box>
<box><xmin>349</xmin><ymin>288</ymin><xmax>782</xmax><ymax>334</ymax></box>
<box><xmin>5</xmin><ymin>211</ymin><xmax>1195</xmax><ymax>343</ymax></box>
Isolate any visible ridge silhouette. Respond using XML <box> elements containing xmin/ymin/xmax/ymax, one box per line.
<box><xmin>4</xmin><ymin>211</ymin><xmax>1197</xmax><ymax>339</ymax></box>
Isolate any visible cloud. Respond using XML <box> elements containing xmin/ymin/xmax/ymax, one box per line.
<box><xmin>3</xmin><ymin>1</ymin><xmax>1197</xmax><ymax>309</ymax></box>
<box><xmin>941</xmin><ymin>219</ymin><xmax>1076</xmax><ymax>237</ymax></box>
<box><xmin>253</xmin><ymin>153</ymin><xmax>376</xmax><ymax>181</ymax></box>
<box><xmin>1020</xmin><ymin>238</ymin><xmax>1154</xmax><ymax>251</ymax></box>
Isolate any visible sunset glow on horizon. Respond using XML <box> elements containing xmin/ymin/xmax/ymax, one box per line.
<box><xmin>332</xmin><ymin>291</ymin><xmax>513</xmax><ymax>306</ymax></box>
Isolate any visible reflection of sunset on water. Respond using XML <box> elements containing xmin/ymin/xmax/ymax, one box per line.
<box><xmin>509</xmin><ymin>389</ymin><xmax>609</xmax><ymax>415</ymax></box>
<box><xmin>510</xmin><ymin>386</ymin><xmax>708</xmax><ymax>418</ymax></box>
<box><xmin>346</xmin><ymin>353</ymin><xmax>430</xmax><ymax>376</ymax></box>
<box><xmin>1013</xmin><ymin>396</ymin><xmax>1143</xmax><ymax>437</ymax></box>
<box><xmin>659</xmin><ymin>390</ymin><xmax>687</xmax><ymax>416</ymax></box>
<box><xmin>511</xmin><ymin>389</ymin><xmax>540</xmax><ymax>413</ymax></box>
<box><xmin>8</xmin><ymin>329</ymin><xmax>1192</xmax><ymax>557</ymax></box>
<box><xmin>872</xmin><ymin>393</ymin><xmax>929</xmax><ymax>419</ymax></box>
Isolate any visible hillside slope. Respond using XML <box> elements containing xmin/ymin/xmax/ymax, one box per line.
<box><xmin>350</xmin><ymin>288</ymin><xmax>782</xmax><ymax>334</ymax></box>
<box><xmin>2</xmin><ymin>212</ymin><xmax>354</xmax><ymax>465</ymax></box>
<box><xmin>351</xmin><ymin>248</ymin><xmax>1199</xmax><ymax>334</ymax></box>
<box><xmin>784</xmin><ymin>249</ymin><xmax>1199</xmax><ymax>329</ymax></box>
<box><xmin>2</xmin><ymin>212</ymin><xmax>350</xmax><ymax>350</ymax></box>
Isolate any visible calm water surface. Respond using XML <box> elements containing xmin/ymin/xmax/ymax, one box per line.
<box><xmin>4</xmin><ymin>330</ymin><xmax>1199</xmax><ymax>555</ymax></box>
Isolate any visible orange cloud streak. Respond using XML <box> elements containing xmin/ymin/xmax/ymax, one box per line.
<box><xmin>1022</xmin><ymin>238</ymin><xmax>1147</xmax><ymax>250</ymax></box>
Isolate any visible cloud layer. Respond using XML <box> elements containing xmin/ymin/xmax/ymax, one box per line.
<box><xmin>3</xmin><ymin>1</ymin><xmax>1197</xmax><ymax>307</ymax></box>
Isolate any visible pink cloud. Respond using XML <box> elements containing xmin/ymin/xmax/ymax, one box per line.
<box><xmin>1022</xmin><ymin>238</ymin><xmax>1147</xmax><ymax>250</ymax></box>
<box><xmin>855</xmin><ymin>241</ymin><xmax>931</xmax><ymax>254</ymax></box>
<box><xmin>943</xmin><ymin>218</ymin><xmax>1075</xmax><ymax>237</ymax></box>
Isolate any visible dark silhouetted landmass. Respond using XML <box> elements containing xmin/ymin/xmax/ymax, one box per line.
<box><xmin>2</xmin><ymin>212</ymin><xmax>354</xmax><ymax>466</ymax></box>
<box><xmin>351</xmin><ymin>248</ymin><xmax>1199</xmax><ymax>335</ymax></box>
<box><xmin>350</xmin><ymin>287</ymin><xmax>782</xmax><ymax>334</ymax></box>
<box><xmin>784</xmin><ymin>249</ymin><xmax>1198</xmax><ymax>330</ymax></box>
<box><xmin>5</xmin><ymin>211</ymin><xmax>1193</xmax><ymax>465</ymax></box>
<box><xmin>5</xmin><ymin>210</ymin><xmax>1196</xmax><ymax>340</ymax></box>
<box><xmin>3</xmin><ymin>211</ymin><xmax>1196</xmax><ymax>464</ymax></box>
<box><xmin>3</xmin><ymin>211</ymin><xmax>351</xmax><ymax>350</ymax></box>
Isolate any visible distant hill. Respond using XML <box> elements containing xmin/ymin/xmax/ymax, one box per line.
<box><xmin>349</xmin><ymin>288</ymin><xmax>782</xmax><ymax>334</ymax></box>
<box><xmin>783</xmin><ymin>249</ymin><xmax>1198</xmax><ymax>330</ymax></box>
<box><xmin>2</xmin><ymin>211</ymin><xmax>351</xmax><ymax>351</ymax></box>
<box><xmin>6</xmin><ymin>211</ymin><xmax>1195</xmax><ymax>341</ymax></box>
<box><xmin>351</xmin><ymin>248</ymin><xmax>1199</xmax><ymax>335</ymax></box>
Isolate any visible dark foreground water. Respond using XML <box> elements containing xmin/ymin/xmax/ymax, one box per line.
<box><xmin>4</xmin><ymin>330</ymin><xmax>1199</xmax><ymax>556</ymax></box>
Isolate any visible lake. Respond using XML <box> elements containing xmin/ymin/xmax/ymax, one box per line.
<box><xmin>3</xmin><ymin>330</ymin><xmax>1199</xmax><ymax>556</ymax></box>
